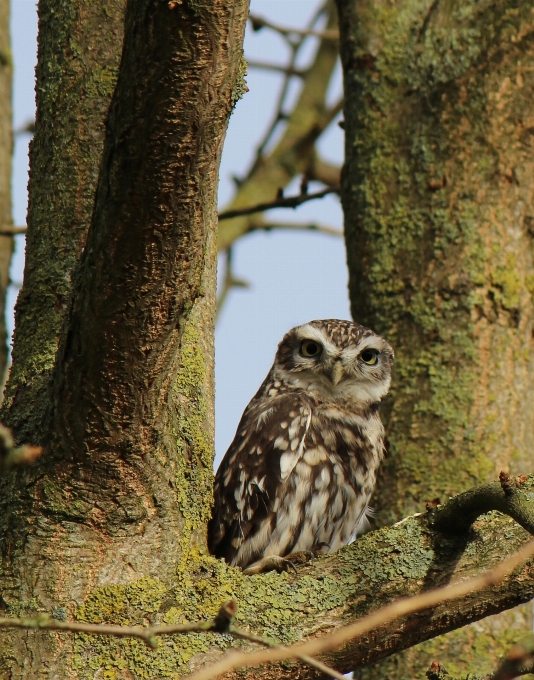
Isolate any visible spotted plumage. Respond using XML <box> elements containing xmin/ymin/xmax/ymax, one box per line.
<box><xmin>208</xmin><ymin>319</ymin><xmax>394</xmax><ymax>574</ymax></box>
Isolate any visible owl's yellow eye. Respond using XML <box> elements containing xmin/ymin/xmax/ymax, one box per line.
<box><xmin>360</xmin><ymin>349</ymin><xmax>379</xmax><ymax>365</ymax></box>
<box><xmin>300</xmin><ymin>340</ymin><xmax>321</xmax><ymax>357</ymax></box>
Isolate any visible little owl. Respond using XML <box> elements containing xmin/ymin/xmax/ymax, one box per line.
<box><xmin>208</xmin><ymin>319</ymin><xmax>394</xmax><ymax>574</ymax></box>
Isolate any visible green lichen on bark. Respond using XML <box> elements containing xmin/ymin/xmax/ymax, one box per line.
<box><xmin>338</xmin><ymin>0</ymin><xmax>534</xmax><ymax>676</ymax></box>
<box><xmin>339</xmin><ymin>0</ymin><xmax>534</xmax><ymax>520</ymax></box>
<box><xmin>1</xmin><ymin>0</ymin><xmax>125</xmax><ymax>443</ymax></box>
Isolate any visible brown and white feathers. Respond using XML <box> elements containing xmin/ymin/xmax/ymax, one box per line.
<box><xmin>208</xmin><ymin>319</ymin><xmax>394</xmax><ymax>574</ymax></box>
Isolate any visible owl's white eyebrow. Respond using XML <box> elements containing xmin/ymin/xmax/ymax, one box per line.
<box><xmin>295</xmin><ymin>324</ymin><xmax>338</xmax><ymax>356</ymax></box>
<box><xmin>343</xmin><ymin>336</ymin><xmax>388</xmax><ymax>362</ymax></box>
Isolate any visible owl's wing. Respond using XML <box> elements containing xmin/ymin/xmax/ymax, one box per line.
<box><xmin>208</xmin><ymin>392</ymin><xmax>312</xmax><ymax>565</ymax></box>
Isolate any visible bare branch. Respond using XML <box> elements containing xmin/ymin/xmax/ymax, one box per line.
<box><xmin>251</xmin><ymin>2</ymin><xmax>332</xmax><ymax>161</ymax></box>
<box><xmin>251</xmin><ymin>222</ymin><xmax>342</xmax><ymax>237</ymax></box>
<box><xmin>430</xmin><ymin>472</ymin><xmax>534</xmax><ymax>536</ymax></box>
<box><xmin>0</xmin><ymin>600</ymin><xmax>344</xmax><ymax>680</ymax></box>
<box><xmin>187</xmin><ymin>539</ymin><xmax>534</xmax><ymax>680</ymax></box>
<box><xmin>218</xmin><ymin>187</ymin><xmax>339</xmax><ymax>221</ymax></box>
<box><xmin>306</xmin><ymin>154</ymin><xmax>341</xmax><ymax>187</ymax></box>
<box><xmin>492</xmin><ymin>640</ymin><xmax>534</xmax><ymax>680</ymax></box>
<box><xmin>216</xmin><ymin>248</ymin><xmax>250</xmax><ymax>318</ymax></box>
<box><xmin>247</xmin><ymin>60</ymin><xmax>305</xmax><ymax>77</ymax></box>
<box><xmin>249</xmin><ymin>13</ymin><xmax>339</xmax><ymax>41</ymax></box>
<box><xmin>0</xmin><ymin>423</ymin><xmax>42</xmax><ymax>474</ymax></box>
<box><xmin>231</xmin><ymin>627</ymin><xmax>346</xmax><ymax>680</ymax></box>
<box><xmin>0</xmin><ymin>226</ymin><xmax>27</xmax><ymax>235</ymax></box>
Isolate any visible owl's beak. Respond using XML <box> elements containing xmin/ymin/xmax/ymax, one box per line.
<box><xmin>330</xmin><ymin>360</ymin><xmax>345</xmax><ymax>386</ymax></box>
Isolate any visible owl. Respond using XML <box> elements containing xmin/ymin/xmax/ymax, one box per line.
<box><xmin>208</xmin><ymin>319</ymin><xmax>394</xmax><ymax>575</ymax></box>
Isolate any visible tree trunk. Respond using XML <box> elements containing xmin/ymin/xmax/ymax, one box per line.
<box><xmin>0</xmin><ymin>0</ymin><xmax>248</xmax><ymax>676</ymax></box>
<box><xmin>0</xmin><ymin>0</ymin><xmax>13</xmax><ymax>387</ymax></box>
<box><xmin>336</xmin><ymin>0</ymin><xmax>534</xmax><ymax>676</ymax></box>
<box><xmin>1</xmin><ymin>0</ymin><xmax>126</xmax><ymax>442</ymax></box>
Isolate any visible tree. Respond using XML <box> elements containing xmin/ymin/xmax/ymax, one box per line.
<box><xmin>0</xmin><ymin>0</ymin><xmax>533</xmax><ymax>679</ymax></box>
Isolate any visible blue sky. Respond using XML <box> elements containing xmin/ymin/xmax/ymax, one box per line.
<box><xmin>10</xmin><ymin>0</ymin><xmax>350</xmax><ymax>465</ymax></box>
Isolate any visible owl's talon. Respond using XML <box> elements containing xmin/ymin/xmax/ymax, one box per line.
<box><xmin>242</xmin><ymin>555</ymin><xmax>298</xmax><ymax>575</ymax></box>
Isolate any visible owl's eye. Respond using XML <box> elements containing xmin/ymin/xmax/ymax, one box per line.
<box><xmin>360</xmin><ymin>349</ymin><xmax>379</xmax><ymax>365</ymax></box>
<box><xmin>300</xmin><ymin>340</ymin><xmax>321</xmax><ymax>357</ymax></box>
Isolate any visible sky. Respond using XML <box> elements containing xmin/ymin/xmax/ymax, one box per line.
<box><xmin>9</xmin><ymin>0</ymin><xmax>350</xmax><ymax>466</ymax></box>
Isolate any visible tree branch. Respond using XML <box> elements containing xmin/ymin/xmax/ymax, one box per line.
<box><xmin>218</xmin><ymin>187</ymin><xmax>339</xmax><ymax>220</ymax></box>
<box><xmin>251</xmin><ymin>221</ymin><xmax>342</xmax><ymax>237</ymax></box>
<box><xmin>249</xmin><ymin>13</ymin><xmax>339</xmax><ymax>41</ymax></box>
<box><xmin>246</xmin><ymin>60</ymin><xmax>305</xmax><ymax>77</ymax></box>
<box><xmin>217</xmin><ymin>1</ymin><xmax>342</xmax><ymax>253</ymax></box>
<box><xmin>431</xmin><ymin>472</ymin><xmax>534</xmax><ymax>536</ymax></box>
<box><xmin>0</xmin><ymin>226</ymin><xmax>26</xmax><ymax>235</ymax></box>
<box><xmin>187</xmin><ymin>539</ymin><xmax>534</xmax><ymax>680</ymax></box>
<box><xmin>178</xmin><ymin>474</ymin><xmax>534</xmax><ymax>679</ymax></box>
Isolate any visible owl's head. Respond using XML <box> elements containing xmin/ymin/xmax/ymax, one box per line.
<box><xmin>273</xmin><ymin>319</ymin><xmax>394</xmax><ymax>405</ymax></box>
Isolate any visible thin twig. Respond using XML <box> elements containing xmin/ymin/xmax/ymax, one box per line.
<box><xmin>252</xmin><ymin>1</ymin><xmax>330</xmax><ymax>162</ymax></box>
<box><xmin>186</xmin><ymin>539</ymin><xmax>534</xmax><ymax>680</ymax></box>
<box><xmin>0</xmin><ymin>616</ymin><xmax>210</xmax><ymax>648</ymax></box>
<box><xmin>218</xmin><ymin>187</ymin><xmax>339</xmax><ymax>221</ymax></box>
<box><xmin>231</xmin><ymin>627</ymin><xmax>346</xmax><ymax>680</ymax></box>
<box><xmin>254</xmin><ymin>222</ymin><xmax>342</xmax><ymax>237</ymax></box>
<box><xmin>0</xmin><ymin>601</ymin><xmax>340</xmax><ymax>679</ymax></box>
<box><xmin>0</xmin><ymin>226</ymin><xmax>27</xmax><ymax>235</ymax></box>
<box><xmin>249</xmin><ymin>14</ymin><xmax>339</xmax><ymax>41</ymax></box>
<box><xmin>247</xmin><ymin>60</ymin><xmax>305</xmax><ymax>77</ymax></box>
<box><xmin>216</xmin><ymin>248</ymin><xmax>249</xmax><ymax>319</ymax></box>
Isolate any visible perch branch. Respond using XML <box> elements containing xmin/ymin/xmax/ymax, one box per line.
<box><xmin>186</xmin><ymin>539</ymin><xmax>534</xmax><ymax>680</ymax></box>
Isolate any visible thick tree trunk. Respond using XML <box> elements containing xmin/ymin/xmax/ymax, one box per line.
<box><xmin>336</xmin><ymin>0</ymin><xmax>534</xmax><ymax>676</ymax></box>
<box><xmin>1</xmin><ymin>0</ymin><xmax>126</xmax><ymax>442</ymax></box>
<box><xmin>0</xmin><ymin>0</ymin><xmax>248</xmax><ymax>676</ymax></box>
<box><xmin>0</xmin><ymin>0</ymin><xmax>13</xmax><ymax>387</ymax></box>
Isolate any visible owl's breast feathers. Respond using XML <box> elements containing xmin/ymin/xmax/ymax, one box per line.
<box><xmin>208</xmin><ymin>388</ymin><xmax>385</xmax><ymax>570</ymax></box>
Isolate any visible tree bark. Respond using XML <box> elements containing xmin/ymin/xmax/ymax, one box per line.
<box><xmin>336</xmin><ymin>0</ymin><xmax>534</xmax><ymax>676</ymax></box>
<box><xmin>0</xmin><ymin>0</ymin><xmax>248</xmax><ymax>676</ymax></box>
<box><xmin>0</xmin><ymin>0</ymin><xmax>13</xmax><ymax>387</ymax></box>
<box><xmin>1</xmin><ymin>0</ymin><xmax>126</xmax><ymax>442</ymax></box>
<box><xmin>2</xmin><ymin>478</ymin><xmax>534</xmax><ymax>679</ymax></box>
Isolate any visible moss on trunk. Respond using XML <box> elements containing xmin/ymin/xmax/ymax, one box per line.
<box><xmin>336</xmin><ymin>0</ymin><xmax>534</xmax><ymax>676</ymax></box>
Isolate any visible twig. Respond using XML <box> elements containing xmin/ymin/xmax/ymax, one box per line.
<box><xmin>249</xmin><ymin>13</ymin><xmax>339</xmax><ymax>41</ymax></box>
<box><xmin>0</xmin><ymin>601</ymin><xmax>342</xmax><ymax>679</ymax></box>
<box><xmin>252</xmin><ymin>1</ymin><xmax>331</xmax><ymax>162</ymax></box>
<box><xmin>247</xmin><ymin>60</ymin><xmax>305</xmax><ymax>78</ymax></box>
<box><xmin>218</xmin><ymin>187</ymin><xmax>339</xmax><ymax>221</ymax></box>
<box><xmin>216</xmin><ymin>248</ymin><xmax>249</xmax><ymax>318</ymax></box>
<box><xmin>491</xmin><ymin>640</ymin><xmax>534</xmax><ymax>680</ymax></box>
<box><xmin>231</xmin><ymin>627</ymin><xmax>346</xmax><ymax>680</ymax></box>
<box><xmin>0</xmin><ymin>424</ymin><xmax>42</xmax><ymax>474</ymax></box>
<box><xmin>185</xmin><ymin>539</ymin><xmax>534</xmax><ymax>680</ymax></box>
<box><xmin>254</xmin><ymin>222</ymin><xmax>342</xmax><ymax>237</ymax></box>
<box><xmin>0</xmin><ymin>226</ymin><xmax>27</xmax><ymax>235</ymax></box>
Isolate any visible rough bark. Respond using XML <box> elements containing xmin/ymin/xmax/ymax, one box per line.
<box><xmin>0</xmin><ymin>0</ymin><xmax>13</xmax><ymax>387</ymax></box>
<box><xmin>2</xmin><ymin>477</ymin><xmax>534</xmax><ymax>679</ymax></box>
<box><xmin>1</xmin><ymin>0</ymin><xmax>126</xmax><ymax>442</ymax></box>
<box><xmin>336</xmin><ymin>0</ymin><xmax>534</xmax><ymax>676</ymax></box>
<box><xmin>0</xmin><ymin>0</ymin><xmax>248</xmax><ymax>676</ymax></box>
